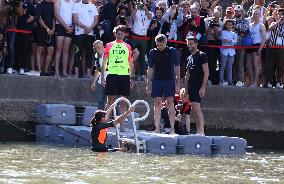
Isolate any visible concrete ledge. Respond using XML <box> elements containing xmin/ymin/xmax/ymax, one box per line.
<box><xmin>0</xmin><ymin>74</ymin><xmax>283</xmax><ymax>149</ymax></box>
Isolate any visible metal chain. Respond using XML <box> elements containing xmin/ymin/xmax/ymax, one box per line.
<box><xmin>1</xmin><ymin>101</ymin><xmax>90</xmax><ymax>143</ymax></box>
<box><xmin>0</xmin><ymin>113</ymin><xmax>34</xmax><ymax>135</ymax></box>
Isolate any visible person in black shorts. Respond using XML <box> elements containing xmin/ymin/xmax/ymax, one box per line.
<box><xmin>146</xmin><ymin>34</ymin><xmax>180</xmax><ymax>134</ymax></box>
<box><xmin>91</xmin><ymin>104</ymin><xmax>135</xmax><ymax>152</ymax></box>
<box><xmin>101</xmin><ymin>26</ymin><xmax>135</xmax><ymax>128</ymax></box>
<box><xmin>35</xmin><ymin>0</ymin><xmax>55</xmax><ymax>73</ymax></box>
<box><xmin>185</xmin><ymin>36</ymin><xmax>209</xmax><ymax>135</ymax></box>
<box><xmin>54</xmin><ymin>0</ymin><xmax>74</xmax><ymax>77</ymax></box>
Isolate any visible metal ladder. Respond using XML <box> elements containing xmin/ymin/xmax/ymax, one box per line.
<box><xmin>113</xmin><ymin>97</ymin><xmax>150</xmax><ymax>154</ymax></box>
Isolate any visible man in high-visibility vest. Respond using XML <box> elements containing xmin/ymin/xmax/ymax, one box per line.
<box><xmin>101</xmin><ymin>25</ymin><xmax>135</xmax><ymax>122</ymax></box>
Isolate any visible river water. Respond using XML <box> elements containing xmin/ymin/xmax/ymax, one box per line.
<box><xmin>0</xmin><ymin>143</ymin><xmax>283</xmax><ymax>184</ymax></box>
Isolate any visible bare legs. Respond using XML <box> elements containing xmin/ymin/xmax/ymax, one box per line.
<box><xmin>191</xmin><ymin>102</ymin><xmax>205</xmax><ymax>135</ymax></box>
<box><xmin>154</xmin><ymin>96</ymin><xmax>175</xmax><ymax>134</ymax></box>
<box><xmin>55</xmin><ymin>36</ymin><xmax>72</xmax><ymax>76</ymax></box>
<box><xmin>245</xmin><ymin>52</ymin><xmax>260</xmax><ymax>87</ymax></box>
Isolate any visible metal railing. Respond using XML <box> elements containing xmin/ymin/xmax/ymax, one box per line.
<box><xmin>113</xmin><ymin>97</ymin><xmax>150</xmax><ymax>153</ymax></box>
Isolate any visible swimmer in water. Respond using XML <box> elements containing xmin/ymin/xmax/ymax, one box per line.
<box><xmin>90</xmin><ymin>104</ymin><xmax>135</xmax><ymax>152</ymax></box>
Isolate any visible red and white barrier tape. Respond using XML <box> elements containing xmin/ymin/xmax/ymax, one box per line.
<box><xmin>128</xmin><ymin>35</ymin><xmax>284</xmax><ymax>49</ymax></box>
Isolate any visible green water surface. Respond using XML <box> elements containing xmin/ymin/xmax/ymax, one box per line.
<box><xmin>0</xmin><ymin>143</ymin><xmax>283</xmax><ymax>184</ymax></box>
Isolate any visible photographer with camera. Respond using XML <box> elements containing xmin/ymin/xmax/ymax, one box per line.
<box><xmin>179</xmin><ymin>4</ymin><xmax>206</xmax><ymax>80</ymax></box>
<box><xmin>161</xmin><ymin>88</ymin><xmax>191</xmax><ymax>135</ymax></box>
<box><xmin>128</xmin><ymin>0</ymin><xmax>153</xmax><ymax>81</ymax></box>
<box><xmin>116</xmin><ymin>5</ymin><xmax>131</xmax><ymax>28</ymax></box>
<box><xmin>204</xmin><ymin>9</ymin><xmax>222</xmax><ymax>85</ymax></box>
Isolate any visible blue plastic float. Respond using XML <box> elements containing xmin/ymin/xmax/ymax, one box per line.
<box><xmin>35</xmin><ymin>103</ymin><xmax>248</xmax><ymax>156</ymax></box>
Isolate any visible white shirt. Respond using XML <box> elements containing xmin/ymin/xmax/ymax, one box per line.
<box><xmin>220</xmin><ymin>30</ymin><xmax>237</xmax><ymax>56</ymax></box>
<box><xmin>57</xmin><ymin>0</ymin><xmax>75</xmax><ymax>26</ymax></box>
<box><xmin>72</xmin><ymin>2</ymin><xmax>98</xmax><ymax>36</ymax></box>
<box><xmin>132</xmin><ymin>10</ymin><xmax>153</xmax><ymax>36</ymax></box>
<box><xmin>250</xmin><ymin>22</ymin><xmax>263</xmax><ymax>44</ymax></box>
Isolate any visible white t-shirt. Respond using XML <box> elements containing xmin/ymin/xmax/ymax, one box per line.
<box><xmin>72</xmin><ymin>2</ymin><xmax>98</xmax><ymax>36</ymax></box>
<box><xmin>132</xmin><ymin>10</ymin><xmax>153</xmax><ymax>36</ymax></box>
<box><xmin>57</xmin><ymin>0</ymin><xmax>75</xmax><ymax>26</ymax></box>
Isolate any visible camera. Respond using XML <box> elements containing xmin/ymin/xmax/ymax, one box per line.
<box><xmin>152</xmin><ymin>19</ymin><xmax>157</xmax><ymax>24</ymax></box>
<box><xmin>186</xmin><ymin>15</ymin><xmax>195</xmax><ymax>23</ymax></box>
<box><xmin>139</xmin><ymin>3</ymin><xmax>145</xmax><ymax>10</ymax></box>
<box><xmin>119</xmin><ymin>16</ymin><xmax>127</xmax><ymax>25</ymax></box>
<box><xmin>208</xmin><ymin>19</ymin><xmax>219</xmax><ymax>28</ymax></box>
<box><xmin>175</xmin><ymin>100</ymin><xmax>183</xmax><ymax>111</ymax></box>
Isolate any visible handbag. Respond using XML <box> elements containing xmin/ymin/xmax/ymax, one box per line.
<box><xmin>242</xmin><ymin>33</ymin><xmax>253</xmax><ymax>46</ymax></box>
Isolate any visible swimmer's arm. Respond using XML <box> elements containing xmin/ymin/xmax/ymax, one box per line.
<box><xmin>114</xmin><ymin>106</ymin><xmax>135</xmax><ymax>125</ymax></box>
<box><xmin>105</xmin><ymin>103</ymin><xmax>115</xmax><ymax>120</ymax></box>
<box><xmin>96</xmin><ymin>121</ymin><xmax>115</xmax><ymax>129</ymax></box>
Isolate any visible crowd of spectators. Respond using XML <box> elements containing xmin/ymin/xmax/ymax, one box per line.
<box><xmin>0</xmin><ymin>0</ymin><xmax>284</xmax><ymax>88</ymax></box>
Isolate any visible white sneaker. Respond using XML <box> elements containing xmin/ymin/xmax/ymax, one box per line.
<box><xmin>219</xmin><ymin>81</ymin><xmax>228</xmax><ymax>86</ymax></box>
<box><xmin>267</xmin><ymin>82</ymin><xmax>273</xmax><ymax>88</ymax></box>
<box><xmin>7</xmin><ymin>68</ymin><xmax>13</xmax><ymax>74</ymax></box>
<box><xmin>26</xmin><ymin>70</ymin><xmax>40</xmax><ymax>76</ymax></box>
<box><xmin>164</xmin><ymin>128</ymin><xmax>171</xmax><ymax>134</ymax></box>
<box><xmin>207</xmin><ymin>80</ymin><xmax>213</xmax><ymax>86</ymax></box>
<box><xmin>276</xmin><ymin>82</ymin><xmax>283</xmax><ymax>89</ymax></box>
<box><xmin>141</xmin><ymin>75</ymin><xmax>147</xmax><ymax>81</ymax></box>
<box><xmin>19</xmin><ymin>68</ymin><xmax>25</xmax><ymax>75</ymax></box>
<box><xmin>136</xmin><ymin>76</ymin><xmax>142</xmax><ymax>81</ymax></box>
<box><xmin>236</xmin><ymin>81</ymin><xmax>244</xmax><ymax>87</ymax></box>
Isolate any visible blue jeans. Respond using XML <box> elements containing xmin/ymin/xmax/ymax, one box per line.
<box><xmin>96</xmin><ymin>81</ymin><xmax>106</xmax><ymax>110</ymax></box>
<box><xmin>7</xmin><ymin>32</ymin><xmax>16</xmax><ymax>68</ymax></box>
<box><xmin>220</xmin><ymin>54</ymin><xmax>234</xmax><ymax>83</ymax></box>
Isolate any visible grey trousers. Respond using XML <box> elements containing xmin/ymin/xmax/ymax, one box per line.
<box><xmin>220</xmin><ymin>54</ymin><xmax>235</xmax><ymax>83</ymax></box>
<box><xmin>233</xmin><ymin>49</ymin><xmax>245</xmax><ymax>82</ymax></box>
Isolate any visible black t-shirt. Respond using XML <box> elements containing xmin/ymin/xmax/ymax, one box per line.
<box><xmin>200</xmin><ymin>8</ymin><xmax>209</xmax><ymax>18</ymax></box>
<box><xmin>124</xmin><ymin>38</ymin><xmax>137</xmax><ymax>51</ymax></box>
<box><xmin>186</xmin><ymin>50</ymin><xmax>208</xmax><ymax>88</ymax></box>
<box><xmin>148</xmin><ymin>47</ymin><xmax>179</xmax><ymax>80</ymax></box>
<box><xmin>91</xmin><ymin>121</ymin><xmax>114</xmax><ymax>152</ymax></box>
<box><xmin>36</xmin><ymin>0</ymin><xmax>54</xmax><ymax>29</ymax></box>
<box><xmin>16</xmin><ymin>0</ymin><xmax>36</xmax><ymax>31</ymax></box>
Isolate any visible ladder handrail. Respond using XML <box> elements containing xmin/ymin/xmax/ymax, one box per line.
<box><xmin>112</xmin><ymin>97</ymin><xmax>150</xmax><ymax>153</ymax></box>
